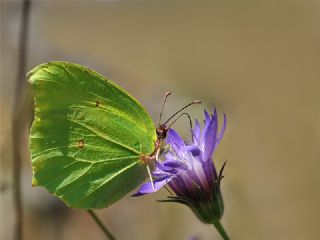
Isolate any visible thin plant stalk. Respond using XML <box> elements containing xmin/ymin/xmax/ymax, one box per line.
<box><xmin>213</xmin><ymin>221</ymin><xmax>230</xmax><ymax>240</ymax></box>
<box><xmin>12</xmin><ymin>0</ymin><xmax>31</xmax><ymax>239</ymax></box>
<box><xmin>87</xmin><ymin>210</ymin><xmax>117</xmax><ymax>240</ymax></box>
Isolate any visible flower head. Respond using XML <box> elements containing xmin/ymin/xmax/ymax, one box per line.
<box><xmin>133</xmin><ymin>109</ymin><xmax>227</xmax><ymax>224</ymax></box>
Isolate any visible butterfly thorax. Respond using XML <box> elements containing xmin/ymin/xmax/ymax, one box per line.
<box><xmin>140</xmin><ymin>124</ymin><xmax>168</xmax><ymax>164</ymax></box>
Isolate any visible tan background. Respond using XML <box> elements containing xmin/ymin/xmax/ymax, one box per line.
<box><xmin>1</xmin><ymin>0</ymin><xmax>320</xmax><ymax>239</ymax></box>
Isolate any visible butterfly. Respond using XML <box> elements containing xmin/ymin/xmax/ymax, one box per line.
<box><xmin>28</xmin><ymin>62</ymin><xmax>200</xmax><ymax>209</ymax></box>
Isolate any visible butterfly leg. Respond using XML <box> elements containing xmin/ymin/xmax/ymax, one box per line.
<box><xmin>155</xmin><ymin>147</ymin><xmax>161</xmax><ymax>162</ymax></box>
<box><xmin>146</xmin><ymin>164</ymin><xmax>155</xmax><ymax>191</ymax></box>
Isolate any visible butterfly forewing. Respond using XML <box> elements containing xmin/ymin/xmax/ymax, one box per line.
<box><xmin>28</xmin><ymin>62</ymin><xmax>157</xmax><ymax>209</ymax></box>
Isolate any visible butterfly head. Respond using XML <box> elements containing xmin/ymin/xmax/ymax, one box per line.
<box><xmin>156</xmin><ymin>124</ymin><xmax>168</xmax><ymax>140</ymax></box>
<box><xmin>157</xmin><ymin>91</ymin><xmax>201</xmax><ymax>142</ymax></box>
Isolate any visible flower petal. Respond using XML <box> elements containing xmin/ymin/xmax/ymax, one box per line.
<box><xmin>156</xmin><ymin>161</ymin><xmax>175</xmax><ymax>172</ymax></box>
<box><xmin>166</xmin><ymin>129</ymin><xmax>185</xmax><ymax>150</ymax></box>
<box><xmin>132</xmin><ymin>176</ymin><xmax>172</xmax><ymax>196</ymax></box>
<box><xmin>200</xmin><ymin>111</ymin><xmax>217</xmax><ymax>161</ymax></box>
<box><xmin>182</xmin><ymin>145</ymin><xmax>201</xmax><ymax>156</ymax></box>
<box><xmin>151</xmin><ymin>161</ymin><xmax>179</xmax><ymax>176</ymax></box>
<box><xmin>204</xmin><ymin>110</ymin><xmax>211</xmax><ymax>123</ymax></box>
<box><xmin>192</xmin><ymin>119</ymin><xmax>201</xmax><ymax>146</ymax></box>
<box><xmin>215</xmin><ymin>113</ymin><xmax>227</xmax><ymax>149</ymax></box>
<box><xmin>190</xmin><ymin>156</ymin><xmax>211</xmax><ymax>191</ymax></box>
<box><xmin>202</xmin><ymin>158</ymin><xmax>217</xmax><ymax>189</ymax></box>
<box><xmin>163</xmin><ymin>159</ymin><xmax>189</xmax><ymax>170</ymax></box>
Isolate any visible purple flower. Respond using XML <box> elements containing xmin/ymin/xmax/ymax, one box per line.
<box><xmin>133</xmin><ymin>109</ymin><xmax>227</xmax><ymax>225</ymax></box>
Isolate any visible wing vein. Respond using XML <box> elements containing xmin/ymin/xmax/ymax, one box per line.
<box><xmin>66</xmin><ymin>117</ymin><xmax>140</xmax><ymax>155</ymax></box>
<box><xmin>56</xmin><ymin>163</ymin><xmax>93</xmax><ymax>191</ymax></box>
<box><xmin>76</xmin><ymin>161</ymin><xmax>139</xmax><ymax>206</ymax></box>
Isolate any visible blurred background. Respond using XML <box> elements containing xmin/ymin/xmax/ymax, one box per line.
<box><xmin>1</xmin><ymin>0</ymin><xmax>320</xmax><ymax>239</ymax></box>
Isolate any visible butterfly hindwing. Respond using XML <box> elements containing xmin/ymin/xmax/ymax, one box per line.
<box><xmin>28</xmin><ymin>62</ymin><xmax>157</xmax><ymax>209</ymax></box>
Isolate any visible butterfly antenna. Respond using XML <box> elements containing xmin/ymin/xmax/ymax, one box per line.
<box><xmin>163</xmin><ymin>100</ymin><xmax>201</xmax><ymax>126</ymax></box>
<box><xmin>158</xmin><ymin>92</ymin><xmax>172</xmax><ymax>126</ymax></box>
<box><xmin>168</xmin><ymin>112</ymin><xmax>193</xmax><ymax>129</ymax></box>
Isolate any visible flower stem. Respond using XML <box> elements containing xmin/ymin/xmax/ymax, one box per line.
<box><xmin>213</xmin><ymin>221</ymin><xmax>230</xmax><ymax>240</ymax></box>
<box><xmin>87</xmin><ymin>210</ymin><xmax>117</xmax><ymax>240</ymax></box>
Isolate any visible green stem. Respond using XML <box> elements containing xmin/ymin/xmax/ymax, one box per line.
<box><xmin>87</xmin><ymin>210</ymin><xmax>117</xmax><ymax>240</ymax></box>
<box><xmin>213</xmin><ymin>221</ymin><xmax>230</xmax><ymax>240</ymax></box>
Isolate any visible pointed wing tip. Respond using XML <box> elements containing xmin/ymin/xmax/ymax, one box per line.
<box><xmin>27</xmin><ymin>62</ymin><xmax>53</xmax><ymax>83</ymax></box>
<box><xmin>27</xmin><ymin>63</ymin><xmax>47</xmax><ymax>82</ymax></box>
<box><xmin>27</xmin><ymin>61</ymin><xmax>77</xmax><ymax>82</ymax></box>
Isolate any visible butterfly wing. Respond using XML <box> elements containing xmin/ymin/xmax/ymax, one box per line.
<box><xmin>28</xmin><ymin>62</ymin><xmax>157</xmax><ymax>209</ymax></box>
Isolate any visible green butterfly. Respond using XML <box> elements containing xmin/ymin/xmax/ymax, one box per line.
<box><xmin>28</xmin><ymin>62</ymin><xmax>199</xmax><ymax>209</ymax></box>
